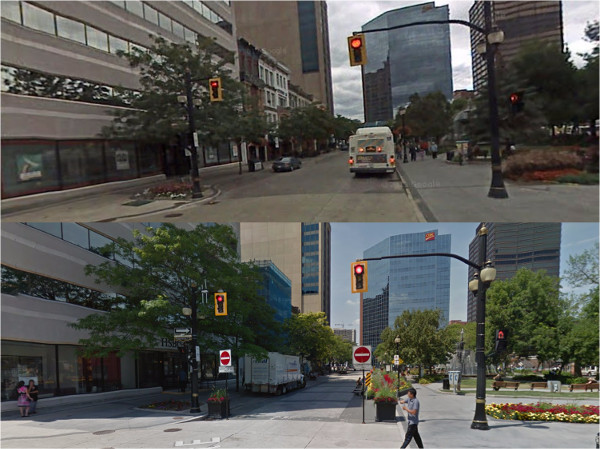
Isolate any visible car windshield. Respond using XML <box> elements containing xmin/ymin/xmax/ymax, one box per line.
<box><xmin>278</xmin><ymin>157</ymin><xmax>291</xmax><ymax>162</ymax></box>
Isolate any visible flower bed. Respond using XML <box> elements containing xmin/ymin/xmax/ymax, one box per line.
<box><xmin>486</xmin><ymin>402</ymin><xmax>599</xmax><ymax>423</ymax></box>
<box><xmin>140</xmin><ymin>400</ymin><xmax>191</xmax><ymax>411</ymax></box>
<box><xmin>367</xmin><ymin>369</ymin><xmax>411</xmax><ymax>402</ymax></box>
<box><xmin>134</xmin><ymin>181</ymin><xmax>193</xmax><ymax>200</ymax></box>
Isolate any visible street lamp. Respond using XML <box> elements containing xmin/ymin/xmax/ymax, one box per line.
<box><xmin>182</xmin><ymin>284</ymin><xmax>201</xmax><ymax>413</ymax></box>
<box><xmin>399</xmin><ymin>108</ymin><xmax>408</xmax><ymax>163</ymax></box>
<box><xmin>177</xmin><ymin>67</ymin><xmax>203</xmax><ymax>198</ymax></box>
<box><xmin>469</xmin><ymin>225</ymin><xmax>497</xmax><ymax>430</ymax></box>
<box><xmin>482</xmin><ymin>2</ymin><xmax>508</xmax><ymax>199</ymax></box>
<box><xmin>394</xmin><ymin>335</ymin><xmax>401</xmax><ymax>396</ymax></box>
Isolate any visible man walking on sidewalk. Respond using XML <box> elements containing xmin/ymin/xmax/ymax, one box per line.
<box><xmin>400</xmin><ymin>388</ymin><xmax>423</xmax><ymax>448</ymax></box>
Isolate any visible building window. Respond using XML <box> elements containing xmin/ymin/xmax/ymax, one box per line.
<box><xmin>158</xmin><ymin>11</ymin><xmax>172</xmax><ymax>32</ymax></box>
<box><xmin>297</xmin><ymin>1</ymin><xmax>319</xmax><ymax>73</ymax></box>
<box><xmin>125</xmin><ymin>0</ymin><xmax>144</xmax><ymax>18</ymax></box>
<box><xmin>143</xmin><ymin>4</ymin><xmax>159</xmax><ymax>26</ymax></box>
<box><xmin>86</xmin><ymin>26</ymin><xmax>109</xmax><ymax>52</ymax></box>
<box><xmin>1</xmin><ymin>1</ymin><xmax>21</xmax><ymax>23</ymax></box>
<box><xmin>56</xmin><ymin>16</ymin><xmax>86</xmax><ymax>44</ymax></box>
<box><xmin>21</xmin><ymin>2</ymin><xmax>56</xmax><ymax>35</ymax></box>
<box><xmin>172</xmin><ymin>21</ymin><xmax>184</xmax><ymax>38</ymax></box>
<box><xmin>109</xmin><ymin>34</ymin><xmax>129</xmax><ymax>54</ymax></box>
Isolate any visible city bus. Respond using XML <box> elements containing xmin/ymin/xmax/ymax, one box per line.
<box><xmin>348</xmin><ymin>126</ymin><xmax>396</xmax><ymax>175</ymax></box>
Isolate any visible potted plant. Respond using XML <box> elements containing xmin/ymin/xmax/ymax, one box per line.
<box><xmin>207</xmin><ymin>388</ymin><xmax>229</xmax><ymax>419</ymax></box>
<box><xmin>374</xmin><ymin>384</ymin><xmax>398</xmax><ymax>422</ymax></box>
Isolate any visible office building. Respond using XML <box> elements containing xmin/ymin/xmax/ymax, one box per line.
<box><xmin>469</xmin><ymin>1</ymin><xmax>564</xmax><ymax>92</ymax></box>
<box><xmin>360</xmin><ymin>229</ymin><xmax>451</xmax><ymax>348</ymax></box>
<box><xmin>362</xmin><ymin>2</ymin><xmax>452</xmax><ymax>122</ymax></box>
<box><xmin>232</xmin><ymin>1</ymin><xmax>334</xmax><ymax>113</ymax></box>
<box><xmin>467</xmin><ymin>223</ymin><xmax>561</xmax><ymax>322</ymax></box>
<box><xmin>1</xmin><ymin>1</ymin><xmax>237</xmax><ymax>199</ymax></box>
<box><xmin>333</xmin><ymin>328</ymin><xmax>356</xmax><ymax>345</ymax></box>
<box><xmin>254</xmin><ymin>260</ymin><xmax>292</xmax><ymax>323</ymax></box>
<box><xmin>239</xmin><ymin>222</ymin><xmax>331</xmax><ymax>321</ymax></box>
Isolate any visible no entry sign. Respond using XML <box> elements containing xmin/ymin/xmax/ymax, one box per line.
<box><xmin>220</xmin><ymin>349</ymin><xmax>231</xmax><ymax>366</ymax></box>
<box><xmin>353</xmin><ymin>345</ymin><xmax>372</xmax><ymax>369</ymax></box>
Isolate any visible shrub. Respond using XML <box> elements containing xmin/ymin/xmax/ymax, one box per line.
<box><xmin>503</xmin><ymin>149</ymin><xmax>585</xmax><ymax>179</ymax></box>
<box><xmin>557</xmin><ymin>172</ymin><xmax>599</xmax><ymax>185</ymax></box>
<box><xmin>513</xmin><ymin>374</ymin><xmax>545</xmax><ymax>382</ymax></box>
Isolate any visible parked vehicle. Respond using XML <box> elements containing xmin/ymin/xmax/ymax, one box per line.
<box><xmin>244</xmin><ymin>352</ymin><xmax>305</xmax><ymax>394</ymax></box>
<box><xmin>585</xmin><ymin>366</ymin><xmax>598</xmax><ymax>376</ymax></box>
<box><xmin>272</xmin><ymin>157</ymin><xmax>301</xmax><ymax>172</ymax></box>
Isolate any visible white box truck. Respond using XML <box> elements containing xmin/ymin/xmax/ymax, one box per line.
<box><xmin>244</xmin><ymin>352</ymin><xmax>306</xmax><ymax>394</ymax></box>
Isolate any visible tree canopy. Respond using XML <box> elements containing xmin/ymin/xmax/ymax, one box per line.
<box><xmin>70</xmin><ymin>224</ymin><xmax>280</xmax><ymax>359</ymax></box>
<box><xmin>395</xmin><ymin>91</ymin><xmax>452</xmax><ymax>142</ymax></box>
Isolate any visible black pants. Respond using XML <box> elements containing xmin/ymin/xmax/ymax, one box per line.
<box><xmin>401</xmin><ymin>424</ymin><xmax>423</xmax><ymax>448</ymax></box>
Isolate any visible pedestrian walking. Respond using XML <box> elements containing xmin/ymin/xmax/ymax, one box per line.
<box><xmin>178</xmin><ymin>368</ymin><xmax>188</xmax><ymax>393</ymax></box>
<box><xmin>16</xmin><ymin>381</ymin><xmax>31</xmax><ymax>417</ymax></box>
<box><xmin>431</xmin><ymin>141</ymin><xmax>438</xmax><ymax>159</ymax></box>
<box><xmin>400</xmin><ymin>388</ymin><xmax>423</xmax><ymax>448</ymax></box>
<box><xmin>27</xmin><ymin>380</ymin><xmax>39</xmax><ymax>414</ymax></box>
<box><xmin>410</xmin><ymin>144</ymin><xmax>417</xmax><ymax>162</ymax></box>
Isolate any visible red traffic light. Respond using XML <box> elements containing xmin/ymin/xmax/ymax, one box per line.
<box><xmin>350</xmin><ymin>38</ymin><xmax>363</xmax><ymax>49</ymax></box>
<box><xmin>210</xmin><ymin>81</ymin><xmax>219</xmax><ymax>88</ymax></box>
<box><xmin>354</xmin><ymin>264</ymin><xmax>364</xmax><ymax>275</ymax></box>
<box><xmin>509</xmin><ymin>93</ymin><xmax>520</xmax><ymax>104</ymax></box>
<box><xmin>216</xmin><ymin>295</ymin><xmax>224</xmax><ymax>302</ymax></box>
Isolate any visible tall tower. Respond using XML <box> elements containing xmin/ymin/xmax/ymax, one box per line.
<box><xmin>467</xmin><ymin>223</ymin><xmax>562</xmax><ymax>322</ymax></box>
<box><xmin>232</xmin><ymin>1</ymin><xmax>334</xmax><ymax>113</ymax></box>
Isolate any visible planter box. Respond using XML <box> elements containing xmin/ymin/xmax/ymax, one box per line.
<box><xmin>375</xmin><ymin>401</ymin><xmax>397</xmax><ymax>422</ymax></box>
<box><xmin>207</xmin><ymin>398</ymin><xmax>230</xmax><ymax>419</ymax></box>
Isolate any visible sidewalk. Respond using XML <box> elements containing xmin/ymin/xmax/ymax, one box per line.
<box><xmin>397</xmin><ymin>157</ymin><xmax>599</xmax><ymax>221</ymax></box>
<box><xmin>396</xmin><ymin>382</ymin><xmax>598</xmax><ymax>448</ymax></box>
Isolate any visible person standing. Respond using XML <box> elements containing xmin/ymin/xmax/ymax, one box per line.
<box><xmin>400</xmin><ymin>388</ymin><xmax>423</xmax><ymax>448</ymax></box>
<box><xmin>178</xmin><ymin>368</ymin><xmax>188</xmax><ymax>393</ymax></box>
<box><xmin>27</xmin><ymin>380</ymin><xmax>39</xmax><ymax>414</ymax></box>
<box><xmin>431</xmin><ymin>141</ymin><xmax>438</xmax><ymax>159</ymax></box>
<box><xmin>16</xmin><ymin>381</ymin><xmax>31</xmax><ymax>417</ymax></box>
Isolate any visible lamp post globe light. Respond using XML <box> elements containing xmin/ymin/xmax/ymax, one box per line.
<box><xmin>182</xmin><ymin>287</ymin><xmax>201</xmax><ymax>414</ymax></box>
<box><xmin>394</xmin><ymin>335</ymin><xmax>401</xmax><ymax>396</ymax></box>
<box><xmin>469</xmin><ymin>226</ymin><xmax>497</xmax><ymax>430</ymax></box>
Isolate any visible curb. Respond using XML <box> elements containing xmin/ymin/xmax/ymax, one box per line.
<box><xmin>396</xmin><ymin>165</ymin><xmax>437</xmax><ymax>222</ymax></box>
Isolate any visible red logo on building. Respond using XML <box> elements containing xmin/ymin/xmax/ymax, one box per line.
<box><xmin>425</xmin><ymin>232</ymin><xmax>435</xmax><ymax>241</ymax></box>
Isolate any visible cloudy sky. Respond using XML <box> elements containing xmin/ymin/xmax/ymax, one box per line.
<box><xmin>327</xmin><ymin>0</ymin><xmax>599</xmax><ymax>121</ymax></box>
<box><xmin>330</xmin><ymin>223</ymin><xmax>599</xmax><ymax>343</ymax></box>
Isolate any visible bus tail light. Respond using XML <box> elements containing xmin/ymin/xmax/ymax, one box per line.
<box><xmin>348</xmin><ymin>157</ymin><xmax>354</xmax><ymax>165</ymax></box>
<box><xmin>377</xmin><ymin>146</ymin><xmax>382</xmax><ymax>152</ymax></box>
<box><xmin>390</xmin><ymin>156</ymin><xmax>395</xmax><ymax>165</ymax></box>
<box><xmin>358</xmin><ymin>147</ymin><xmax>364</xmax><ymax>153</ymax></box>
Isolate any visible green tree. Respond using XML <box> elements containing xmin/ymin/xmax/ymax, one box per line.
<box><xmin>485</xmin><ymin>269</ymin><xmax>562</xmax><ymax>365</ymax></box>
<box><xmin>283</xmin><ymin>312</ymin><xmax>340</xmax><ymax>367</ymax></box>
<box><xmin>101</xmin><ymin>35</ymin><xmax>246</xmax><ymax>146</ymax></box>
<box><xmin>375</xmin><ymin>309</ymin><xmax>453</xmax><ymax>374</ymax></box>
<box><xmin>70</xmin><ymin>224</ymin><xmax>280</xmax><ymax>360</ymax></box>
<box><xmin>444</xmin><ymin>322</ymin><xmax>477</xmax><ymax>351</ymax></box>
<box><xmin>399</xmin><ymin>92</ymin><xmax>452</xmax><ymax>142</ymax></box>
<box><xmin>277</xmin><ymin>105</ymin><xmax>334</xmax><ymax>155</ymax></box>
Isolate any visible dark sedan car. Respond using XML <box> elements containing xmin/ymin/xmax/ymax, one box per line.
<box><xmin>272</xmin><ymin>156</ymin><xmax>301</xmax><ymax>172</ymax></box>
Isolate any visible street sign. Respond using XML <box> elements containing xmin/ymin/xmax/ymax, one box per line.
<box><xmin>195</xmin><ymin>345</ymin><xmax>200</xmax><ymax>363</ymax></box>
<box><xmin>352</xmin><ymin>345</ymin><xmax>372</xmax><ymax>369</ymax></box>
<box><xmin>175</xmin><ymin>328</ymin><xmax>191</xmax><ymax>334</ymax></box>
<box><xmin>174</xmin><ymin>328</ymin><xmax>191</xmax><ymax>340</ymax></box>
<box><xmin>394</xmin><ymin>355</ymin><xmax>399</xmax><ymax>361</ymax></box>
<box><xmin>220</xmin><ymin>349</ymin><xmax>232</xmax><ymax>367</ymax></box>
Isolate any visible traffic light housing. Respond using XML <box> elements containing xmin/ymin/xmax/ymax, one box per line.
<box><xmin>509</xmin><ymin>92</ymin><xmax>524</xmax><ymax>114</ymax></box>
<box><xmin>495</xmin><ymin>329</ymin><xmax>508</xmax><ymax>353</ymax></box>
<box><xmin>215</xmin><ymin>292</ymin><xmax>227</xmax><ymax>316</ymax></box>
<box><xmin>351</xmin><ymin>261</ymin><xmax>368</xmax><ymax>293</ymax></box>
<box><xmin>209</xmin><ymin>77</ymin><xmax>223</xmax><ymax>102</ymax></box>
<box><xmin>348</xmin><ymin>34</ymin><xmax>367</xmax><ymax>66</ymax></box>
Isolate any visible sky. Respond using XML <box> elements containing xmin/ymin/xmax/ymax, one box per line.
<box><xmin>326</xmin><ymin>0</ymin><xmax>600</xmax><ymax>121</ymax></box>
<box><xmin>329</xmin><ymin>222</ymin><xmax>599</xmax><ymax>342</ymax></box>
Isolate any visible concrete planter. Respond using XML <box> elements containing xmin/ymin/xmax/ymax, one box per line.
<box><xmin>375</xmin><ymin>401</ymin><xmax>397</xmax><ymax>422</ymax></box>
<box><xmin>207</xmin><ymin>398</ymin><xmax>230</xmax><ymax>419</ymax></box>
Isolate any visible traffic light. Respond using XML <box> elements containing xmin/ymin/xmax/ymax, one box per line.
<box><xmin>495</xmin><ymin>329</ymin><xmax>508</xmax><ymax>353</ymax></box>
<box><xmin>509</xmin><ymin>92</ymin><xmax>524</xmax><ymax>114</ymax></box>
<box><xmin>209</xmin><ymin>77</ymin><xmax>223</xmax><ymax>102</ymax></box>
<box><xmin>351</xmin><ymin>261</ymin><xmax>368</xmax><ymax>293</ymax></box>
<box><xmin>215</xmin><ymin>292</ymin><xmax>227</xmax><ymax>316</ymax></box>
<box><xmin>347</xmin><ymin>34</ymin><xmax>367</xmax><ymax>66</ymax></box>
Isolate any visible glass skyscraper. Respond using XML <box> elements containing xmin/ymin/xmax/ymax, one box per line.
<box><xmin>255</xmin><ymin>260</ymin><xmax>292</xmax><ymax>323</ymax></box>
<box><xmin>361</xmin><ymin>229</ymin><xmax>451</xmax><ymax>348</ymax></box>
<box><xmin>362</xmin><ymin>2</ymin><xmax>453</xmax><ymax>122</ymax></box>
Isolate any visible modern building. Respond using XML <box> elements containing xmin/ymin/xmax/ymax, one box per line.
<box><xmin>360</xmin><ymin>229</ymin><xmax>451</xmax><ymax>348</ymax></box>
<box><xmin>1</xmin><ymin>1</ymin><xmax>237</xmax><ymax>199</ymax></box>
<box><xmin>361</xmin><ymin>2</ymin><xmax>453</xmax><ymax>123</ymax></box>
<box><xmin>469</xmin><ymin>1</ymin><xmax>564</xmax><ymax>92</ymax></box>
<box><xmin>239</xmin><ymin>222</ymin><xmax>331</xmax><ymax>321</ymax></box>
<box><xmin>333</xmin><ymin>328</ymin><xmax>356</xmax><ymax>345</ymax></box>
<box><xmin>254</xmin><ymin>260</ymin><xmax>292</xmax><ymax>324</ymax></box>
<box><xmin>232</xmin><ymin>1</ymin><xmax>334</xmax><ymax>113</ymax></box>
<box><xmin>467</xmin><ymin>223</ymin><xmax>561</xmax><ymax>322</ymax></box>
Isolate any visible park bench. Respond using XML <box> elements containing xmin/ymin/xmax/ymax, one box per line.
<box><xmin>492</xmin><ymin>381</ymin><xmax>519</xmax><ymax>391</ymax></box>
<box><xmin>530</xmin><ymin>382</ymin><xmax>548</xmax><ymax>390</ymax></box>
<box><xmin>353</xmin><ymin>384</ymin><xmax>364</xmax><ymax>395</ymax></box>
<box><xmin>569</xmin><ymin>382</ymin><xmax>599</xmax><ymax>392</ymax></box>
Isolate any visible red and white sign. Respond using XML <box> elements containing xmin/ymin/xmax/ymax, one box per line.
<box><xmin>220</xmin><ymin>349</ymin><xmax>231</xmax><ymax>367</ymax></box>
<box><xmin>353</xmin><ymin>345</ymin><xmax>372</xmax><ymax>369</ymax></box>
<box><xmin>425</xmin><ymin>231</ymin><xmax>435</xmax><ymax>241</ymax></box>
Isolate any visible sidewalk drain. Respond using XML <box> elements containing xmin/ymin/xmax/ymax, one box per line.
<box><xmin>164</xmin><ymin>428</ymin><xmax>182</xmax><ymax>432</ymax></box>
<box><xmin>123</xmin><ymin>200</ymin><xmax>153</xmax><ymax>206</ymax></box>
<box><xmin>93</xmin><ymin>430</ymin><xmax>116</xmax><ymax>435</ymax></box>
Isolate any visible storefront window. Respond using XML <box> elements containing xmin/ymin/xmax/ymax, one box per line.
<box><xmin>56</xmin><ymin>16</ymin><xmax>86</xmax><ymax>44</ymax></box>
<box><xmin>58</xmin><ymin>141</ymin><xmax>105</xmax><ymax>188</ymax></box>
<box><xmin>21</xmin><ymin>2</ymin><xmax>55</xmax><ymax>35</ymax></box>
<box><xmin>61</xmin><ymin>222</ymin><xmax>90</xmax><ymax>249</ymax></box>
<box><xmin>1</xmin><ymin>341</ymin><xmax>57</xmax><ymax>401</ymax></box>
<box><xmin>1</xmin><ymin>1</ymin><xmax>21</xmax><ymax>23</ymax></box>
<box><xmin>105</xmin><ymin>142</ymin><xmax>137</xmax><ymax>181</ymax></box>
<box><xmin>137</xmin><ymin>143</ymin><xmax>162</xmax><ymax>175</ymax></box>
<box><xmin>86</xmin><ymin>26</ymin><xmax>109</xmax><ymax>52</ymax></box>
<box><xmin>217</xmin><ymin>142</ymin><xmax>232</xmax><ymax>164</ymax></box>
<box><xmin>1</xmin><ymin>141</ymin><xmax>60</xmax><ymax>198</ymax></box>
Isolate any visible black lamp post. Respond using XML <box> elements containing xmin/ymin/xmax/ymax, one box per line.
<box><xmin>177</xmin><ymin>67</ymin><xmax>203</xmax><ymax>198</ymax></box>
<box><xmin>400</xmin><ymin>109</ymin><xmax>408</xmax><ymax>163</ymax></box>
<box><xmin>394</xmin><ymin>335</ymin><xmax>401</xmax><ymax>396</ymax></box>
<box><xmin>468</xmin><ymin>226</ymin><xmax>497</xmax><ymax>430</ymax></box>
<box><xmin>182</xmin><ymin>286</ymin><xmax>201</xmax><ymax>414</ymax></box>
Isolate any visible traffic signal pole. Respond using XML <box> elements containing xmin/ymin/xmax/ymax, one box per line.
<box><xmin>189</xmin><ymin>288</ymin><xmax>201</xmax><ymax>413</ymax></box>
